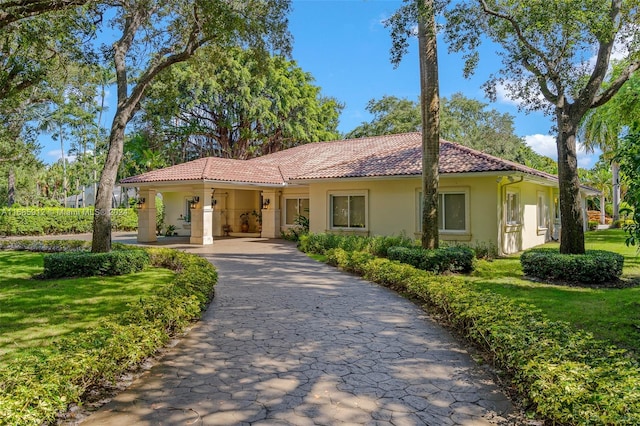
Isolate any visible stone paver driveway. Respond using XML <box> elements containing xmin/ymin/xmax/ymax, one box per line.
<box><xmin>82</xmin><ymin>237</ymin><xmax>517</xmax><ymax>425</ymax></box>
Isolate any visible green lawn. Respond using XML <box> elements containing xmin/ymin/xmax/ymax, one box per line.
<box><xmin>469</xmin><ymin>229</ymin><xmax>640</xmax><ymax>354</ymax></box>
<box><xmin>0</xmin><ymin>251</ymin><xmax>175</xmax><ymax>365</ymax></box>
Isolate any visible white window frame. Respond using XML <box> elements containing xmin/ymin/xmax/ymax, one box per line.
<box><xmin>537</xmin><ymin>191</ymin><xmax>549</xmax><ymax>231</ymax></box>
<box><xmin>505</xmin><ymin>190</ymin><xmax>521</xmax><ymax>226</ymax></box>
<box><xmin>328</xmin><ymin>190</ymin><xmax>368</xmax><ymax>230</ymax></box>
<box><xmin>283</xmin><ymin>197</ymin><xmax>309</xmax><ymax>227</ymax></box>
<box><xmin>416</xmin><ymin>187</ymin><xmax>470</xmax><ymax>234</ymax></box>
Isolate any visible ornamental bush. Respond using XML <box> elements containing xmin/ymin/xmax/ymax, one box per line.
<box><xmin>298</xmin><ymin>233</ymin><xmax>415</xmax><ymax>257</ymax></box>
<box><xmin>42</xmin><ymin>249</ymin><xmax>150</xmax><ymax>279</ymax></box>
<box><xmin>387</xmin><ymin>245</ymin><xmax>476</xmax><ymax>273</ymax></box>
<box><xmin>0</xmin><ymin>207</ymin><xmax>137</xmax><ymax>236</ymax></box>
<box><xmin>521</xmin><ymin>248</ymin><xmax>623</xmax><ymax>284</ymax></box>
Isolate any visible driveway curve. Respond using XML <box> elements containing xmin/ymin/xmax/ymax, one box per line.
<box><xmin>82</xmin><ymin>237</ymin><xmax>518</xmax><ymax>425</ymax></box>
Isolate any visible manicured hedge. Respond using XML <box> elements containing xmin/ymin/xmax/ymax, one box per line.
<box><xmin>298</xmin><ymin>233</ymin><xmax>415</xmax><ymax>257</ymax></box>
<box><xmin>521</xmin><ymin>248</ymin><xmax>624</xmax><ymax>284</ymax></box>
<box><xmin>325</xmin><ymin>247</ymin><xmax>640</xmax><ymax>425</ymax></box>
<box><xmin>0</xmin><ymin>241</ymin><xmax>217</xmax><ymax>426</ymax></box>
<box><xmin>387</xmin><ymin>245</ymin><xmax>475</xmax><ymax>273</ymax></box>
<box><xmin>0</xmin><ymin>207</ymin><xmax>137</xmax><ymax>236</ymax></box>
<box><xmin>42</xmin><ymin>249</ymin><xmax>150</xmax><ymax>278</ymax></box>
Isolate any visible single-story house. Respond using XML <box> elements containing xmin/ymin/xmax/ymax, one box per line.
<box><xmin>120</xmin><ymin>132</ymin><xmax>597</xmax><ymax>255</ymax></box>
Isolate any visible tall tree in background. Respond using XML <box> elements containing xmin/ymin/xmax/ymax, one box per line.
<box><xmin>137</xmin><ymin>46</ymin><xmax>342</xmax><ymax>163</ymax></box>
<box><xmin>445</xmin><ymin>0</ymin><xmax>639</xmax><ymax>254</ymax></box>
<box><xmin>386</xmin><ymin>0</ymin><xmax>443</xmax><ymax>249</ymax></box>
<box><xmin>345</xmin><ymin>96</ymin><xmax>422</xmax><ymax>139</ymax></box>
<box><xmin>91</xmin><ymin>0</ymin><xmax>292</xmax><ymax>253</ymax></box>
<box><xmin>580</xmin><ymin>70</ymin><xmax>640</xmax><ymax>222</ymax></box>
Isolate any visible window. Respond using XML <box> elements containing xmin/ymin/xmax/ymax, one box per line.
<box><xmin>417</xmin><ymin>190</ymin><xmax>468</xmax><ymax>232</ymax></box>
<box><xmin>330</xmin><ymin>193</ymin><xmax>366</xmax><ymax>229</ymax></box>
<box><xmin>285</xmin><ymin>198</ymin><xmax>309</xmax><ymax>226</ymax></box>
<box><xmin>553</xmin><ymin>192</ymin><xmax>561</xmax><ymax>222</ymax></box>
<box><xmin>506</xmin><ymin>191</ymin><xmax>520</xmax><ymax>225</ymax></box>
<box><xmin>537</xmin><ymin>192</ymin><xmax>548</xmax><ymax>229</ymax></box>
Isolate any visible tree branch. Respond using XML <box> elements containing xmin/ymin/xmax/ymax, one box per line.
<box><xmin>592</xmin><ymin>60</ymin><xmax>640</xmax><ymax>108</ymax></box>
<box><xmin>0</xmin><ymin>0</ymin><xmax>90</xmax><ymax>28</ymax></box>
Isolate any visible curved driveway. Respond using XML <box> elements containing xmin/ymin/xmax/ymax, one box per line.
<box><xmin>83</xmin><ymin>237</ymin><xmax>517</xmax><ymax>425</ymax></box>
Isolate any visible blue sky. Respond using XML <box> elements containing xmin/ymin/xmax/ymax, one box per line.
<box><xmin>41</xmin><ymin>0</ymin><xmax>600</xmax><ymax>168</ymax></box>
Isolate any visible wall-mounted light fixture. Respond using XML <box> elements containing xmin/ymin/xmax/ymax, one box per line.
<box><xmin>262</xmin><ymin>198</ymin><xmax>271</xmax><ymax>209</ymax></box>
<box><xmin>136</xmin><ymin>197</ymin><xmax>145</xmax><ymax>208</ymax></box>
<box><xmin>189</xmin><ymin>196</ymin><xmax>200</xmax><ymax>209</ymax></box>
<box><xmin>211</xmin><ymin>189</ymin><xmax>217</xmax><ymax>208</ymax></box>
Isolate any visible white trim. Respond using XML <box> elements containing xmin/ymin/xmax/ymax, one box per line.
<box><xmin>505</xmin><ymin>189</ymin><xmax>521</xmax><ymax>226</ymax></box>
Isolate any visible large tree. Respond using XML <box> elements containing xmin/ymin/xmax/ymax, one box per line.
<box><xmin>386</xmin><ymin>0</ymin><xmax>442</xmax><ymax>249</ymax></box>
<box><xmin>444</xmin><ymin>0</ymin><xmax>639</xmax><ymax>254</ymax></box>
<box><xmin>90</xmin><ymin>0</ymin><xmax>291</xmax><ymax>252</ymax></box>
<box><xmin>137</xmin><ymin>46</ymin><xmax>342</xmax><ymax>162</ymax></box>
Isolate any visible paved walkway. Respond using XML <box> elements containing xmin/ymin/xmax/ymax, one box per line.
<box><xmin>80</xmin><ymin>237</ymin><xmax>518</xmax><ymax>425</ymax></box>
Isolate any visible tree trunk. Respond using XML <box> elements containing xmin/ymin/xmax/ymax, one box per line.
<box><xmin>612</xmin><ymin>161</ymin><xmax>620</xmax><ymax>222</ymax></box>
<box><xmin>556</xmin><ymin>110</ymin><xmax>585</xmax><ymax>254</ymax></box>
<box><xmin>600</xmin><ymin>192</ymin><xmax>606</xmax><ymax>225</ymax></box>
<box><xmin>418</xmin><ymin>0</ymin><xmax>440</xmax><ymax>250</ymax></box>
<box><xmin>92</xmin><ymin>116</ymin><xmax>127</xmax><ymax>253</ymax></box>
<box><xmin>7</xmin><ymin>166</ymin><xmax>15</xmax><ymax>207</ymax></box>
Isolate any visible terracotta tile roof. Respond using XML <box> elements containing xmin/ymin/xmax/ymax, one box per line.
<box><xmin>120</xmin><ymin>157</ymin><xmax>285</xmax><ymax>185</ymax></box>
<box><xmin>120</xmin><ymin>132</ymin><xmax>559</xmax><ymax>185</ymax></box>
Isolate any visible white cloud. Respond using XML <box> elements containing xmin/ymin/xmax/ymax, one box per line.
<box><xmin>524</xmin><ymin>134</ymin><xmax>557</xmax><ymax>158</ymax></box>
<box><xmin>47</xmin><ymin>149</ymin><xmax>77</xmax><ymax>163</ymax></box>
<box><xmin>524</xmin><ymin>134</ymin><xmax>600</xmax><ymax>169</ymax></box>
<box><xmin>495</xmin><ymin>82</ymin><xmax>522</xmax><ymax>107</ymax></box>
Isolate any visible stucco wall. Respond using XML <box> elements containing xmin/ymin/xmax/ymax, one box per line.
<box><xmin>307</xmin><ymin>176</ymin><xmax>500</xmax><ymax>247</ymax></box>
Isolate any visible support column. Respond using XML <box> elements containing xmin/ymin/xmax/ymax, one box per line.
<box><xmin>190</xmin><ymin>189</ymin><xmax>213</xmax><ymax>245</ymax></box>
<box><xmin>211</xmin><ymin>190</ymin><xmax>228</xmax><ymax>237</ymax></box>
<box><xmin>260</xmin><ymin>190</ymin><xmax>281</xmax><ymax>238</ymax></box>
<box><xmin>137</xmin><ymin>189</ymin><xmax>157</xmax><ymax>243</ymax></box>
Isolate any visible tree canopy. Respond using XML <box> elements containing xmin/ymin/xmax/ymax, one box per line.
<box><xmin>137</xmin><ymin>46</ymin><xmax>342</xmax><ymax>162</ymax></box>
<box><xmin>443</xmin><ymin>0</ymin><xmax>640</xmax><ymax>254</ymax></box>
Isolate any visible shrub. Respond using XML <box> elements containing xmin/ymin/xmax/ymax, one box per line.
<box><xmin>588</xmin><ymin>220</ymin><xmax>599</xmax><ymax>231</ymax></box>
<box><xmin>323</xmin><ymin>246</ymin><xmax>640</xmax><ymax>425</ymax></box>
<box><xmin>42</xmin><ymin>249</ymin><xmax>150</xmax><ymax>278</ymax></box>
<box><xmin>0</xmin><ymin>239</ymin><xmax>89</xmax><ymax>252</ymax></box>
<box><xmin>387</xmin><ymin>245</ymin><xmax>476</xmax><ymax>273</ymax></box>
<box><xmin>0</xmin><ymin>207</ymin><xmax>137</xmax><ymax>236</ymax></box>
<box><xmin>298</xmin><ymin>233</ymin><xmax>415</xmax><ymax>257</ymax></box>
<box><xmin>0</xmin><ymin>245</ymin><xmax>217</xmax><ymax>425</ymax></box>
<box><xmin>521</xmin><ymin>248</ymin><xmax>623</xmax><ymax>284</ymax></box>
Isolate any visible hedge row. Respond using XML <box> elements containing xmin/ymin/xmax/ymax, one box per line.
<box><xmin>43</xmin><ymin>249</ymin><xmax>150</xmax><ymax>278</ymax></box>
<box><xmin>0</xmin><ymin>242</ymin><xmax>218</xmax><ymax>426</ymax></box>
<box><xmin>521</xmin><ymin>248</ymin><xmax>624</xmax><ymax>284</ymax></box>
<box><xmin>298</xmin><ymin>233</ymin><xmax>416</xmax><ymax>257</ymax></box>
<box><xmin>387</xmin><ymin>245</ymin><xmax>475</xmax><ymax>273</ymax></box>
<box><xmin>0</xmin><ymin>208</ymin><xmax>138</xmax><ymax>236</ymax></box>
<box><xmin>324</xmin><ymin>247</ymin><xmax>640</xmax><ymax>425</ymax></box>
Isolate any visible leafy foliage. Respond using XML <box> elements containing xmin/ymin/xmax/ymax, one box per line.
<box><xmin>387</xmin><ymin>245</ymin><xmax>475</xmax><ymax>273</ymax></box>
<box><xmin>0</xmin><ymin>242</ymin><xmax>217</xmax><ymax>425</ymax></box>
<box><xmin>139</xmin><ymin>46</ymin><xmax>342</xmax><ymax>162</ymax></box>
<box><xmin>614</xmin><ymin>132</ymin><xmax>640</xmax><ymax>246</ymax></box>
<box><xmin>42</xmin><ymin>249</ymin><xmax>150</xmax><ymax>278</ymax></box>
<box><xmin>298</xmin><ymin>233</ymin><xmax>415</xmax><ymax>257</ymax></box>
<box><xmin>521</xmin><ymin>248</ymin><xmax>624</xmax><ymax>285</ymax></box>
<box><xmin>0</xmin><ymin>207</ymin><xmax>137</xmax><ymax>236</ymax></box>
